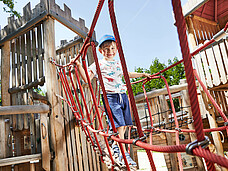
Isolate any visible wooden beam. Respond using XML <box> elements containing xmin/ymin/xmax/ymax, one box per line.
<box><xmin>0</xmin><ymin>154</ymin><xmax>41</xmax><ymax>167</ymax></box>
<box><xmin>8</xmin><ymin>76</ymin><xmax>45</xmax><ymax>94</ymax></box>
<box><xmin>43</xmin><ymin>17</ymin><xmax>68</xmax><ymax>171</ymax></box>
<box><xmin>193</xmin><ymin>15</ymin><xmax>218</xmax><ymax>26</ymax></box>
<box><xmin>134</xmin><ymin>80</ymin><xmax>199</xmax><ymax>103</ymax></box>
<box><xmin>0</xmin><ymin>104</ymin><xmax>50</xmax><ymax>115</ymax></box>
<box><xmin>0</xmin><ymin>11</ymin><xmax>48</xmax><ymax>46</ymax></box>
<box><xmin>1</xmin><ymin>41</ymin><xmax>11</xmax><ymax>106</ymax></box>
<box><xmin>1</xmin><ymin>41</ymin><xmax>11</xmax><ymax>158</ymax></box>
<box><xmin>56</xmin><ymin>38</ymin><xmax>83</xmax><ymax>53</ymax></box>
<box><xmin>40</xmin><ymin>114</ymin><xmax>51</xmax><ymax>171</ymax></box>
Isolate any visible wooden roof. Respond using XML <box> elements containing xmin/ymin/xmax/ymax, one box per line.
<box><xmin>183</xmin><ymin>0</ymin><xmax>228</xmax><ymax>22</ymax></box>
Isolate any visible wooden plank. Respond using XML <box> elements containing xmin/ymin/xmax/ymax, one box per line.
<box><xmin>0</xmin><ymin>154</ymin><xmax>41</xmax><ymax>167</ymax></box>
<box><xmin>186</xmin><ymin>17</ymin><xmax>198</xmax><ymax>50</ymax></box>
<box><xmin>195</xmin><ymin>20</ymin><xmax>205</xmax><ymax>41</ymax></box>
<box><xmin>80</xmin><ymin>127</ymin><xmax>89</xmax><ymax>171</ymax></box>
<box><xmin>40</xmin><ymin>114</ymin><xmax>50</xmax><ymax>171</ymax></box>
<box><xmin>28</xmin><ymin>92</ymin><xmax>36</xmax><ymax>154</ymax></box>
<box><xmin>213</xmin><ymin>91</ymin><xmax>220</xmax><ymax>116</ymax></box>
<box><xmin>37</xmin><ymin>24</ymin><xmax>44</xmax><ymax>78</ymax></box>
<box><xmin>194</xmin><ymin>52</ymin><xmax>207</xmax><ymax>87</ymax></box>
<box><xmin>35</xmin><ymin>119</ymin><xmax>41</xmax><ymax>153</ymax></box>
<box><xmin>204</xmin><ymin>22</ymin><xmax>213</xmax><ymax>40</ymax></box>
<box><xmin>201</xmin><ymin>50</ymin><xmax>213</xmax><ymax>87</ymax></box>
<box><xmin>192</xmin><ymin>18</ymin><xmax>201</xmax><ymax>43</ymax></box>
<box><xmin>21</xmin><ymin>34</ymin><xmax>26</xmax><ymax>85</ymax></box>
<box><xmin>30</xmin><ymin>163</ymin><xmax>35</xmax><ymax>171</ymax></box>
<box><xmin>68</xmin><ymin>110</ymin><xmax>79</xmax><ymax>171</ymax></box>
<box><xmin>11</xmin><ymin>95</ymin><xmax>17</xmax><ymax>130</ymax></box>
<box><xmin>221</xmin><ymin>91</ymin><xmax>228</xmax><ymax>113</ymax></box>
<box><xmin>91</xmin><ymin>147</ymin><xmax>97</xmax><ymax>171</ymax></box>
<box><xmin>200</xmin><ymin>22</ymin><xmax>211</xmax><ymax>40</ymax></box>
<box><xmin>8</xmin><ymin>77</ymin><xmax>45</xmax><ymax>94</ymax></box>
<box><xmin>26</xmin><ymin>30</ymin><xmax>32</xmax><ymax>83</ymax></box>
<box><xmin>0</xmin><ymin>116</ymin><xmax>6</xmax><ymax>159</ymax></box>
<box><xmin>16</xmin><ymin>37</ymin><xmax>21</xmax><ymax>87</ymax></box>
<box><xmin>11</xmin><ymin>41</ymin><xmax>16</xmax><ymax>88</ymax></box>
<box><xmin>219</xmin><ymin>40</ymin><xmax>228</xmax><ymax>76</ymax></box>
<box><xmin>43</xmin><ymin>17</ymin><xmax>68</xmax><ymax>171</ymax></box>
<box><xmin>58</xmin><ymin>51</ymin><xmax>73</xmax><ymax>171</ymax></box>
<box><xmin>0</xmin><ymin>104</ymin><xmax>50</xmax><ymax>115</ymax></box>
<box><xmin>21</xmin><ymin>34</ymin><xmax>29</xmax><ymax>130</ymax></box>
<box><xmin>96</xmin><ymin>152</ymin><xmax>101</xmax><ymax>171</ymax></box>
<box><xmin>87</xmin><ymin>142</ymin><xmax>93</xmax><ymax>171</ymax></box>
<box><xmin>32</xmin><ymin>28</ymin><xmax>37</xmax><ymax>81</ymax></box>
<box><xmin>63</xmin><ymin>64</ymin><xmax>79</xmax><ymax>171</ymax></box>
<box><xmin>205</xmin><ymin>46</ymin><xmax>221</xmax><ymax>86</ymax></box>
<box><xmin>15</xmin><ymin>37</ymin><xmax>24</xmax><ymax>131</ymax></box>
<box><xmin>75</xmin><ymin>126</ymin><xmax>83</xmax><ymax>171</ymax></box>
<box><xmin>62</xmin><ymin>83</ymin><xmax>74</xmax><ymax>171</ymax></box>
<box><xmin>212</xmin><ymin>44</ymin><xmax>227</xmax><ymax>84</ymax></box>
<box><xmin>159</xmin><ymin>95</ymin><xmax>178</xmax><ymax>171</ymax></box>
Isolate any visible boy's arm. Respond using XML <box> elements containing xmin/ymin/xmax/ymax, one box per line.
<box><xmin>76</xmin><ymin>61</ymin><xmax>95</xmax><ymax>83</ymax></box>
<box><xmin>128</xmin><ymin>72</ymin><xmax>150</xmax><ymax>78</ymax></box>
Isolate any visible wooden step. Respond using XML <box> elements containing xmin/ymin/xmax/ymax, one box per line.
<box><xmin>0</xmin><ymin>154</ymin><xmax>41</xmax><ymax>167</ymax></box>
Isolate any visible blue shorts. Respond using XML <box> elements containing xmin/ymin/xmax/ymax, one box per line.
<box><xmin>102</xmin><ymin>93</ymin><xmax>133</xmax><ymax>129</ymax></box>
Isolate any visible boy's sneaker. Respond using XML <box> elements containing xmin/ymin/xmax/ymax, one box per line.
<box><xmin>111</xmin><ymin>144</ymin><xmax>120</xmax><ymax>157</ymax></box>
<box><xmin>119</xmin><ymin>152</ymin><xmax>137</xmax><ymax>167</ymax></box>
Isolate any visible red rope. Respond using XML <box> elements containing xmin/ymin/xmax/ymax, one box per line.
<box><xmin>49</xmin><ymin>0</ymin><xmax>228</xmax><ymax>169</ymax></box>
<box><xmin>171</xmin><ymin>0</ymin><xmax>216</xmax><ymax>169</ymax></box>
<box><xmin>88</xmin><ymin>42</ymin><xmax>127</xmax><ymax>169</ymax></box>
<box><xmin>108</xmin><ymin>0</ymin><xmax>156</xmax><ymax>170</ymax></box>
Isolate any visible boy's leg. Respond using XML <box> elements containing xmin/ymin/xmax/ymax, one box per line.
<box><xmin>113</xmin><ymin>126</ymin><xmax>126</xmax><ymax>142</ymax></box>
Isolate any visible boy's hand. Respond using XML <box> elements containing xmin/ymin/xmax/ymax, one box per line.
<box><xmin>143</xmin><ymin>73</ymin><xmax>150</xmax><ymax>78</ymax></box>
<box><xmin>75</xmin><ymin>60</ymin><xmax>82</xmax><ymax>67</ymax></box>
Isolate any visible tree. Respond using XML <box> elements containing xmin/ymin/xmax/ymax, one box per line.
<box><xmin>1</xmin><ymin>0</ymin><xmax>20</xmax><ymax>17</ymax></box>
<box><xmin>131</xmin><ymin>57</ymin><xmax>186</xmax><ymax>96</ymax></box>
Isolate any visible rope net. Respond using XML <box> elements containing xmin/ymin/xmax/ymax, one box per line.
<box><xmin>51</xmin><ymin>0</ymin><xmax>228</xmax><ymax>170</ymax></box>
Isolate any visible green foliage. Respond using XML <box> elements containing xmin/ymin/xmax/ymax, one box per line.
<box><xmin>131</xmin><ymin>57</ymin><xmax>185</xmax><ymax>96</ymax></box>
<box><xmin>33</xmin><ymin>87</ymin><xmax>46</xmax><ymax>96</ymax></box>
<box><xmin>1</xmin><ymin>0</ymin><xmax>20</xmax><ymax>17</ymax></box>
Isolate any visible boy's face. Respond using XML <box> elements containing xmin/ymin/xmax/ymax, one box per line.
<box><xmin>99</xmin><ymin>41</ymin><xmax>117</xmax><ymax>61</ymax></box>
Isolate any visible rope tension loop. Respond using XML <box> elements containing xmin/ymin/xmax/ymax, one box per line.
<box><xmin>186</xmin><ymin>136</ymin><xmax>210</xmax><ymax>155</ymax></box>
<box><xmin>108</xmin><ymin>132</ymin><xmax>119</xmax><ymax>139</ymax></box>
<box><xmin>175</xmin><ymin>128</ymin><xmax>182</xmax><ymax>133</ymax></box>
<box><xmin>132</xmin><ymin>134</ymin><xmax>147</xmax><ymax>145</ymax></box>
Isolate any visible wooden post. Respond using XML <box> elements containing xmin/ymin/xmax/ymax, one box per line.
<box><xmin>186</xmin><ymin>16</ymin><xmax>197</xmax><ymax>51</ymax></box>
<box><xmin>1</xmin><ymin>41</ymin><xmax>11</xmax><ymax>159</ymax></box>
<box><xmin>40</xmin><ymin>114</ymin><xmax>50</xmax><ymax>171</ymax></box>
<box><xmin>80</xmin><ymin>127</ymin><xmax>89</xmax><ymax>171</ymax></box>
<box><xmin>43</xmin><ymin>17</ymin><xmax>67</xmax><ymax>171</ymax></box>
<box><xmin>75</xmin><ymin>126</ymin><xmax>83</xmax><ymax>171</ymax></box>
<box><xmin>203</xmin><ymin>91</ymin><xmax>227</xmax><ymax>171</ymax></box>
<box><xmin>159</xmin><ymin>94</ymin><xmax>178</xmax><ymax>170</ymax></box>
<box><xmin>180</xmin><ymin>79</ymin><xmax>206</xmax><ymax>171</ymax></box>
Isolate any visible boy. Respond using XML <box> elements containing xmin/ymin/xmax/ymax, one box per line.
<box><xmin>75</xmin><ymin>35</ymin><xmax>150</xmax><ymax>166</ymax></box>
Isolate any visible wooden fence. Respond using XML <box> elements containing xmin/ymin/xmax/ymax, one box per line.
<box><xmin>0</xmin><ymin>0</ymin><xmax>101</xmax><ymax>170</ymax></box>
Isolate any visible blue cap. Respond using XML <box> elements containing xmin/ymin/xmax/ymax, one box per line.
<box><xmin>99</xmin><ymin>35</ymin><xmax>115</xmax><ymax>47</ymax></box>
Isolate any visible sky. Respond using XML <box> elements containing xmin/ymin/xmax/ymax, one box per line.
<box><xmin>0</xmin><ymin>0</ymin><xmax>188</xmax><ymax>72</ymax></box>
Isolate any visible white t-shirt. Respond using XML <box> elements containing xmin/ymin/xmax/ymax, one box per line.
<box><xmin>88</xmin><ymin>59</ymin><xmax>127</xmax><ymax>94</ymax></box>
